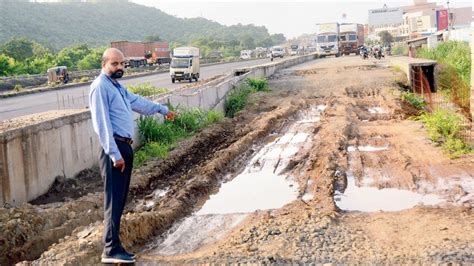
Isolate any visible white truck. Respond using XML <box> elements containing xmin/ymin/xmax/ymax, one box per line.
<box><xmin>315</xmin><ymin>23</ymin><xmax>340</xmax><ymax>57</ymax></box>
<box><xmin>170</xmin><ymin>47</ymin><xmax>200</xmax><ymax>83</ymax></box>
<box><xmin>290</xmin><ymin>44</ymin><xmax>299</xmax><ymax>56</ymax></box>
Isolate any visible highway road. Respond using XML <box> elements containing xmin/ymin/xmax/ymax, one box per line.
<box><xmin>0</xmin><ymin>58</ymin><xmax>271</xmax><ymax>121</ymax></box>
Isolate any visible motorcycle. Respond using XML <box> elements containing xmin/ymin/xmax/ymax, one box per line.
<box><xmin>359</xmin><ymin>46</ymin><xmax>368</xmax><ymax>60</ymax></box>
<box><xmin>372</xmin><ymin>46</ymin><xmax>383</xmax><ymax>60</ymax></box>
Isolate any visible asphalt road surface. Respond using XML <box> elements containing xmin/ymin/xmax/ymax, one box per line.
<box><xmin>0</xmin><ymin>58</ymin><xmax>271</xmax><ymax>121</ymax></box>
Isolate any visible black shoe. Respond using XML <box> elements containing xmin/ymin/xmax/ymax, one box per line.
<box><xmin>101</xmin><ymin>252</ymin><xmax>135</xmax><ymax>263</ymax></box>
<box><xmin>120</xmin><ymin>246</ymin><xmax>136</xmax><ymax>259</ymax></box>
<box><xmin>123</xmin><ymin>250</ymin><xmax>136</xmax><ymax>260</ymax></box>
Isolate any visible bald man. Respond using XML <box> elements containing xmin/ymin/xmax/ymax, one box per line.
<box><xmin>89</xmin><ymin>48</ymin><xmax>174</xmax><ymax>263</ymax></box>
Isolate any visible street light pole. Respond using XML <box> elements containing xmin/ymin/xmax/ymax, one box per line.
<box><xmin>446</xmin><ymin>0</ymin><xmax>450</xmax><ymax>38</ymax></box>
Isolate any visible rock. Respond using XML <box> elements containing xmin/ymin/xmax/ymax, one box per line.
<box><xmin>68</xmin><ymin>211</ymin><xmax>76</xmax><ymax>219</ymax></box>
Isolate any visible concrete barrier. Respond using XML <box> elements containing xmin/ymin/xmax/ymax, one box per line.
<box><xmin>0</xmin><ymin>53</ymin><xmax>317</xmax><ymax>206</ymax></box>
<box><xmin>389</xmin><ymin>56</ymin><xmax>437</xmax><ymax>91</ymax></box>
<box><xmin>0</xmin><ymin>112</ymin><xmax>100</xmax><ymax>205</ymax></box>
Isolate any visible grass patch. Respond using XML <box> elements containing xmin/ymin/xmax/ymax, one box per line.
<box><xmin>401</xmin><ymin>92</ymin><xmax>426</xmax><ymax>110</ymax></box>
<box><xmin>224</xmin><ymin>78</ymin><xmax>270</xmax><ymax>117</ymax></box>
<box><xmin>134</xmin><ymin>142</ymin><xmax>175</xmax><ymax>166</ymax></box>
<box><xmin>416</xmin><ymin>41</ymin><xmax>471</xmax><ymax>114</ymax></box>
<box><xmin>135</xmin><ymin>107</ymin><xmax>224</xmax><ymax>166</ymax></box>
<box><xmin>391</xmin><ymin>43</ymin><xmax>408</xmax><ymax>56</ymax></box>
<box><xmin>416</xmin><ymin>109</ymin><xmax>471</xmax><ymax>158</ymax></box>
<box><xmin>13</xmin><ymin>84</ymin><xmax>23</xmax><ymax>92</ymax></box>
<box><xmin>128</xmin><ymin>82</ymin><xmax>168</xmax><ymax>97</ymax></box>
<box><xmin>391</xmin><ymin>66</ymin><xmax>402</xmax><ymax>73</ymax></box>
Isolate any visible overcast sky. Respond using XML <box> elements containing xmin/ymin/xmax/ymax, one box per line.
<box><xmin>130</xmin><ymin>0</ymin><xmax>471</xmax><ymax>38</ymax></box>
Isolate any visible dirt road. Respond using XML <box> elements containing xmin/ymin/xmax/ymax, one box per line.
<box><xmin>3</xmin><ymin>56</ymin><xmax>473</xmax><ymax>265</ymax></box>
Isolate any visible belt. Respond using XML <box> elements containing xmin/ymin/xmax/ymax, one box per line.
<box><xmin>114</xmin><ymin>135</ymin><xmax>133</xmax><ymax>145</ymax></box>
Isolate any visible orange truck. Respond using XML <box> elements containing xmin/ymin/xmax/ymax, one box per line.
<box><xmin>110</xmin><ymin>41</ymin><xmax>171</xmax><ymax>67</ymax></box>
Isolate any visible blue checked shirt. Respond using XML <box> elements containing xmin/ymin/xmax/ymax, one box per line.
<box><xmin>89</xmin><ymin>71</ymin><xmax>169</xmax><ymax>162</ymax></box>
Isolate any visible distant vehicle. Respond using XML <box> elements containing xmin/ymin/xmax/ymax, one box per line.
<box><xmin>290</xmin><ymin>44</ymin><xmax>299</xmax><ymax>56</ymax></box>
<box><xmin>47</xmin><ymin>66</ymin><xmax>69</xmax><ymax>85</ymax></box>
<box><xmin>339</xmin><ymin>23</ymin><xmax>364</xmax><ymax>55</ymax></box>
<box><xmin>208</xmin><ymin>51</ymin><xmax>223</xmax><ymax>59</ymax></box>
<box><xmin>359</xmin><ymin>46</ymin><xmax>369</xmax><ymax>59</ymax></box>
<box><xmin>315</xmin><ymin>23</ymin><xmax>340</xmax><ymax>57</ymax></box>
<box><xmin>240</xmin><ymin>50</ymin><xmax>253</xmax><ymax>60</ymax></box>
<box><xmin>170</xmin><ymin>47</ymin><xmax>200</xmax><ymax>83</ymax></box>
<box><xmin>306</xmin><ymin>46</ymin><xmax>317</xmax><ymax>53</ymax></box>
<box><xmin>254</xmin><ymin>47</ymin><xmax>268</xmax><ymax>58</ymax></box>
<box><xmin>110</xmin><ymin>41</ymin><xmax>171</xmax><ymax>68</ymax></box>
<box><xmin>271</xmin><ymin>46</ymin><xmax>285</xmax><ymax>60</ymax></box>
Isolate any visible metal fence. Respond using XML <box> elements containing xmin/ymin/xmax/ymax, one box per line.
<box><xmin>410</xmin><ymin>65</ymin><xmax>472</xmax><ymax>144</ymax></box>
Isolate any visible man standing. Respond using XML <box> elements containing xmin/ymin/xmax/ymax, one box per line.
<box><xmin>89</xmin><ymin>48</ymin><xmax>174</xmax><ymax>263</ymax></box>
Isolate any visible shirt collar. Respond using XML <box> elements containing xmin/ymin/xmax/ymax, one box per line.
<box><xmin>101</xmin><ymin>70</ymin><xmax>121</xmax><ymax>88</ymax></box>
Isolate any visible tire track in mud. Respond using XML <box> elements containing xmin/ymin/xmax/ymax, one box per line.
<box><xmin>27</xmin><ymin>100</ymin><xmax>305</xmax><ymax>264</ymax></box>
<box><xmin>139</xmin><ymin>58</ymin><xmax>474</xmax><ymax>264</ymax></box>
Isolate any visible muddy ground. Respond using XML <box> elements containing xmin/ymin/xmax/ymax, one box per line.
<box><xmin>1</xmin><ymin>56</ymin><xmax>473</xmax><ymax>265</ymax></box>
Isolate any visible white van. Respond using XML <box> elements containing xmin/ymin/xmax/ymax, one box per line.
<box><xmin>170</xmin><ymin>47</ymin><xmax>200</xmax><ymax>83</ymax></box>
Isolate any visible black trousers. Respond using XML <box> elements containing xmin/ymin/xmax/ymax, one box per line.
<box><xmin>99</xmin><ymin>140</ymin><xmax>134</xmax><ymax>256</ymax></box>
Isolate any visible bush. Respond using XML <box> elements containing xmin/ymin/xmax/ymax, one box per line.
<box><xmin>416</xmin><ymin>41</ymin><xmax>471</xmax><ymax>113</ymax></box>
<box><xmin>225</xmin><ymin>85</ymin><xmax>253</xmax><ymax>118</ymax></box>
<box><xmin>416</xmin><ymin>109</ymin><xmax>471</xmax><ymax>158</ymax></box>
<box><xmin>391</xmin><ymin>43</ymin><xmax>408</xmax><ymax>56</ymax></box>
<box><xmin>246</xmin><ymin>77</ymin><xmax>270</xmax><ymax>92</ymax></box>
<box><xmin>128</xmin><ymin>82</ymin><xmax>168</xmax><ymax>97</ymax></box>
<box><xmin>134</xmin><ymin>142</ymin><xmax>174</xmax><ymax>167</ymax></box>
<box><xmin>224</xmin><ymin>78</ymin><xmax>270</xmax><ymax>117</ymax></box>
<box><xmin>135</xmin><ymin>107</ymin><xmax>224</xmax><ymax>165</ymax></box>
<box><xmin>401</xmin><ymin>92</ymin><xmax>426</xmax><ymax>110</ymax></box>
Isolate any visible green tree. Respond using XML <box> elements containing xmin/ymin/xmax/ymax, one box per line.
<box><xmin>378</xmin><ymin>31</ymin><xmax>394</xmax><ymax>45</ymax></box>
<box><xmin>0</xmin><ymin>37</ymin><xmax>34</xmax><ymax>61</ymax></box>
<box><xmin>240</xmin><ymin>35</ymin><xmax>255</xmax><ymax>50</ymax></box>
<box><xmin>32</xmin><ymin>42</ymin><xmax>52</xmax><ymax>58</ymax></box>
<box><xmin>55</xmin><ymin>44</ymin><xmax>91</xmax><ymax>70</ymax></box>
<box><xmin>256</xmin><ymin>37</ymin><xmax>274</xmax><ymax>48</ymax></box>
<box><xmin>77</xmin><ymin>46</ymin><xmax>106</xmax><ymax>70</ymax></box>
<box><xmin>0</xmin><ymin>54</ymin><xmax>15</xmax><ymax>76</ymax></box>
<box><xmin>144</xmin><ymin>35</ymin><xmax>162</xmax><ymax>42</ymax></box>
<box><xmin>270</xmin><ymin>34</ymin><xmax>286</xmax><ymax>45</ymax></box>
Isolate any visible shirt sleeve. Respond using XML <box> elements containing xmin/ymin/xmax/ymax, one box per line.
<box><xmin>90</xmin><ymin>85</ymin><xmax>122</xmax><ymax>162</ymax></box>
<box><xmin>125</xmin><ymin>89</ymin><xmax>169</xmax><ymax>115</ymax></box>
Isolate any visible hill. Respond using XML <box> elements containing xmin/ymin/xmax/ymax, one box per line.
<box><xmin>0</xmin><ymin>0</ymin><xmax>285</xmax><ymax>50</ymax></box>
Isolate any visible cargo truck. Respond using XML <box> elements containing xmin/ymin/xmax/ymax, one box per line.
<box><xmin>110</xmin><ymin>41</ymin><xmax>171</xmax><ymax>68</ymax></box>
<box><xmin>290</xmin><ymin>44</ymin><xmax>299</xmax><ymax>56</ymax></box>
<box><xmin>315</xmin><ymin>23</ymin><xmax>340</xmax><ymax>57</ymax></box>
<box><xmin>339</xmin><ymin>23</ymin><xmax>365</xmax><ymax>55</ymax></box>
<box><xmin>170</xmin><ymin>47</ymin><xmax>200</xmax><ymax>83</ymax></box>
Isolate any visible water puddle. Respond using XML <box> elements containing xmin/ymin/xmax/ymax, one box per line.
<box><xmin>348</xmin><ymin>145</ymin><xmax>389</xmax><ymax>152</ymax></box>
<box><xmin>144</xmin><ymin>105</ymin><xmax>325</xmax><ymax>256</ymax></box>
<box><xmin>145</xmin><ymin>214</ymin><xmax>248</xmax><ymax>256</ymax></box>
<box><xmin>337</xmin><ymin>140</ymin><xmax>472</xmax><ymax>212</ymax></box>
<box><xmin>417</xmin><ymin>174</ymin><xmax>474</xmax><ymax>205</ymax></box>
<box><xmin>368</xmin><ymin>107</ymin><xmax>388</xmax><ymax>114</ymax></box>
<box><xmin>335</xmin><ymin>172</ymin><xmax>445</xmax><ymax>212</ymax></box>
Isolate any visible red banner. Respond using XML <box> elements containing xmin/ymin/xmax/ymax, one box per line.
<box><xmin>437</xmin><ymin>9</ymin><xmax>448</xmax><ymax>31</ymax></box>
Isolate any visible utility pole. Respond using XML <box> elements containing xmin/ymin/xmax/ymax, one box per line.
<box><xmin>446</xmin><ymin>0</ymin><xmax>450</xmax><ymax>39</ymax></box>
<box><xmin>471</xmin><ymin>23</ymin><xmax>473</xmax><ymax>132</ymax></box>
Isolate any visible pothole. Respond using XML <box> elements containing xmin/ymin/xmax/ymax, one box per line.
<box><xmin>142</xmin><ymin>104</ymin><xmax>325</xmax><ymax>256</ymax></box>
<box><xmin>335</xmin><ymin>171</ymin><xmax>445</xmax><ymax>212</ymax></box>
<box><xmin>337</xmin><ymin>135</ymin><xmax>473</xmax><ymax>212</ymax></box>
